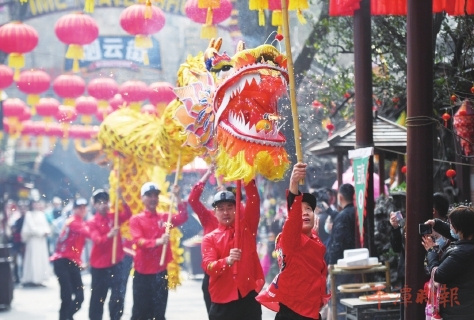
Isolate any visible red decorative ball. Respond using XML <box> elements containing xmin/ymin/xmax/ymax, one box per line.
<box><xmin>326</xmin><ymin>123</ymin><xmax>335</xmax><ymax>131</ymax></box>
<box><xmin>450</xmin><ymin>94</ymin><xmax>457</xmax><ymax>102</ymax></box>
<box><xmin>401</xmin><ymin>165</ymin><xmax>407</xmax><ymax>174</ymax></box>
<box><xmin>446</xmin><ymin>169</ymin><xmax>456</xmax><ymax>178</ymax></box>
<box><xmin>312</xmin><ymin>100</ymin><xmax>323</xmax><ymax>109</ymax></box>
<box><xmin>441</xmin><ymin>113</ymin><xmax>451</xmax><ymax>122</ymax></box>
<box><xmin>275</xmin><ymin>34</ymin><xmax>284</xmax><ymax>41</ymax></box>
<box><xmin>471</xmin><ymin>86</ymin><xmax>474</xmax><ymax>94</ymax></box>
<box><xmin>392</xmin><ymin>97</ymin><xmax>399</xmax><ymax>104</ymax></box>
<box><xmin>343</xmin><ymin>92</ymin><xmax>350</xmax><ymax>99</ymax></box>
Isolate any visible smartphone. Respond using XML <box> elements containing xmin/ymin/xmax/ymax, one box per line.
<box><xmin>394</xmin><ymin>211</ymin><xmax>403</xmax><ymax>222</ymax></box>
<box><xmin>419</xmin><ymin>223</ymin><xmax>432</xmax><ymax>235</ymax></box>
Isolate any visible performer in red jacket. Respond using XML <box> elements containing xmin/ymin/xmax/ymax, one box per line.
<box><xmin>188</xmin><ymin>165</ymin><xmax>219</xmax><ymax>314</ymax></box>
<box><xmin>129</xmin><ymin>182</ymin><xmax>188</xmax><ymax>320</ymax></box>
<box><xmin>87</xmin><ymin>189</ymin><xmax>132</xmax><ymax>320</ymax></box>
<box><xmin>50</xmin><ymin>198</ymin><xmax>90</xmax><ymax>320</ymax></box>
<box><xmin>257</xmin><ymin>163</ymin><xmax>330</xmax><ymax>319</ymax></box>
<box><xmin>201</xmin><ymin>179</ymin><xmax>264</xmax><ymax>320</ymax></box>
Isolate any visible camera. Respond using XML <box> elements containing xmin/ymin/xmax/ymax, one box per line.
<box><xmin>394</xmin><ymin>211</ymin><xmax>405</xmax><ymax>228</ymax></box>
<box><xmin>419</xmin><ymin>223</ymin><xmax>433</xmax><ymax>235</ymax></box>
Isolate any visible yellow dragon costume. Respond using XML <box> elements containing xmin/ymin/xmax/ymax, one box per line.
<box><xmin>76</xmin><ymin>39</ymin><xmax>291</xmax><ymax>289</ymax></box>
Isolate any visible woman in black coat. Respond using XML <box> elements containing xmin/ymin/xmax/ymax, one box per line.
<box><xmin>423</xmin><ymin>206</ymin><xmax>474</xmax><ymax>320</ymax></box>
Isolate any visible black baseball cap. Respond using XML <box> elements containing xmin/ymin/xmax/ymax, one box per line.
<box><xmin>74</xmin><ymin>198</ymin><xmax>88</xmax><ymax>208</ymax></box>
<box><xmin>302</xmin><ymin>193</ymin><xmax>317</xmax><ymax>211</ymax></box>
<box><xmin>212</xmin><ymin>191</ymin><xmax>236</xmax><ymax>207</ymax></box>
<box><xmin>92</xmin><ymin>189</ymin><xmax>109</xmax><ymax>203</ymax></box>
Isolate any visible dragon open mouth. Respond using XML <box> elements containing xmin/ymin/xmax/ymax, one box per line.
<box><xmin>213</xmin><ymin>47</ymin><xmax>289</xmax><ymax>147</ymax></box>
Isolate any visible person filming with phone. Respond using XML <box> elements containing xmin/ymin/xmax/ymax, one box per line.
<box><xmin>422</xmin><ymin>206</ymin><xmax>474</xmax><ymax>319</ymax></box>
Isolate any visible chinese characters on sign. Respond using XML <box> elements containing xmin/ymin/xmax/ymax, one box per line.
<box><xmin>64</xmin><ymin>36</ymin><xmax>162</xmax><ymax>71</ymax></box>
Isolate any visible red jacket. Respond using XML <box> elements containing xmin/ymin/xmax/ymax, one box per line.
<box><xmin>188</xmin><ymin>181</ymin><xmax>219</xmax><ymax>235</ymax></box>
<box><xmin>201</xmin><ymin>180</ymin><xmax>264</xmax><ymax>304</ymax></box>
<box><xmin>88</xmin><ymin>206</ymin><xmax>132</xmax><ymax>269</ymax></box>
<box><xmin>256</xmin><ymin>191</ymin><xmax>330</xmax><ymax>319</ymax></box>
<box><xmin>50</xmin><ymin>214</ymin><xmax>90</xmax><ymax>266</ymax></box>
<box><xmin>130</xmin><ymin>203</ymin><xmax>188</xmax><ymax>274</ymax></box>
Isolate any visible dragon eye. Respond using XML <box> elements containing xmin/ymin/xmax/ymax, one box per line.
<box><xmin>215</xmin><ymin>64</ymin><xmax>233</xmax><ymax>80</ymax></box>
<box><xmin>221</xmin><ymin>65</ymin><xmax>232</xmax><ymax>72</ymax></box>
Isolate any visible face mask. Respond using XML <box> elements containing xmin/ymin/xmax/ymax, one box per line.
<box><xmin>435</xmin><ymin>237</ymin><xmax>446</xmax><ymax>248</ymax></box>
<box><xmin>450</xmin><ymin>228</ymin><xmax>460</xmax><ymax>240</ymax></box>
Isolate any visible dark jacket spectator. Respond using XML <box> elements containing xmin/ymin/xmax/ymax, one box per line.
<box><xmin>325</xmin><ymin>184</ymin><xmax>355</xmax><ymax>265</ymax></box>
<box><xmin>425</xmin><ymin>207</ymin><xmax>474</xmax><ymax>320</ymax></box>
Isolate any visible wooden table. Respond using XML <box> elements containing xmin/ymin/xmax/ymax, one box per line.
<box><xmin>340</xmin><ymin>298</ymin><xmax>400</xmax><ymax>320</ymax></box>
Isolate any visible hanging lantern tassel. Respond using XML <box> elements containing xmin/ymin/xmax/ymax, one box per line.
<box><xmin>81</xmin><ymin>115</ymin><xmax>92</xmax><ymax>125</ymax></box>
<box><xmin>201</xmin><ymin>7</ymin><xmax>217</xmax><ymax>39</ymax></box>
<box><xmin>446</xmin><ymin>169</ymin><xmax>456</xmax><ymax>186</ymax></box>
<box><xmin>84</xmin><ymin>0</ymin><xmax>95</xmax><ymax>13</ymax></box>
<box><xmin>272</xmin><ymin>10</ymin><xmax>283</xmax><ymax>34</ymax></box>
<box><xmin>65</xmin><ymin>44</ymin><xmax>84</xmax><ymax>73</ymax></box>
<box><xmin>441</xmin><ymin>112</ymin><xmax>451</xmax><ymax>128</ymax></box>
<box><xmin>249</xmin><ymin>0</ymin><xmax>268</xmax><ymax>26</ymax></box>
<box><xmin>27</xmin><ymin>94</ymin><xmax>40</xmax><ymax>115</ymax></box>
<box><xmin>8</xmin><ymin>53</ymin><xmax>25</xmax><ymax>81</ymax></box>
<box><xmin>144</xmin><ymin>0</ymin><xmax>153</xmax><ymax>19</ymax></box>
<box><xmin>288</xmin><ymin>0</ymin><xmax>309</xmax><ymax>24</ymax></box>
<box><xmin>134</xmin><ymin>35</ymin><xmax>153</xmax><ymax>66</ymax></box>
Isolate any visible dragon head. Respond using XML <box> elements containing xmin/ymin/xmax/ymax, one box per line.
<box><xmin>174</xmin><ymin>38</ymin><xmax>290</xmax><ymax>182</ymax></box>
<box><xmin>207</xmin><ymin>41</ymin><xmax>289</xmax><ymax>148</ymax></box>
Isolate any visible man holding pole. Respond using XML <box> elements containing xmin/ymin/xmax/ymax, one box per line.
<box><xmin>87</xmin><ymin>189</ymin><xmax>132</xmax><ymax>320</ymax></box>
<box><xmin>201</xmin><ymin>179</ymin><xmax>264</xmax><ymax>320</ymax></box>
<box><xmin>129</xmin><ymin>182</ymin><xmax>187</xmax><ymax>320</ymax></box>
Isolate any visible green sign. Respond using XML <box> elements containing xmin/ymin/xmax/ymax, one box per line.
<box><xmin>349</xmin><ymin>147</ymin><xmax>373</xmax><ymax>247</ymax></box>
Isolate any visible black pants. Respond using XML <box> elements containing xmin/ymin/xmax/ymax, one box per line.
<box><xmin>275</xmin><ymin>303</ymin><xmax>321</xmax><ymax>320</ymax></box>
<box><xmin>131</xmin><ymin>270</ymin><xmax>168</xmax><ymax>320</ymax></box>
<box><xmin>53</xmin><ymin>258</ymin><xmax>84</xmax><ymax>320</ymax></box>
<box><xmin>89</xmin><ymin>261</ymin><xmax>124</xmax><ymax>320</ymax></box>
<box><xmin>209</xmin><ymin>290</ymin><xmax>262</xmax><ymax>320</ymax></box>
<box><xmin>202</xmin><ymin>273</ymin><xmax>211</xmax><ymax>315</ymax></box>
<box><xmin>120</xmin><ymin>254</ymin><xmax>133</xmax><ymax>301</ymax></box>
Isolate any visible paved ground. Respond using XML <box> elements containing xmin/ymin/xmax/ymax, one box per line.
<box><xmin>0</xmin><ymin>271</ymin><xmax>276</xmax><ymax>320</ymax></box>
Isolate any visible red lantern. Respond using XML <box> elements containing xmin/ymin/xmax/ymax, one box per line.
<box><xmin>149</xmin><ymin>82</ymin><xmax>176</xmax><ymax>117</ymax></box>
<box><xmin>0</xmin><ymin>65</ymin><xmax>14</xmax><ymax>97</ymax></box>
<box><xmin>450</xmin><ymin>94</ymin><xmax>457</xmax><ymax>103</ymax></box>
<box><xmin>441</xmin><ymin>112</ymin><xmax>451</xmax><ymax>127</ymax></box>
<box><xmin>120</xmin><ymin>4</ymin><xmax>165</xmax><ymax>65</ymax></box>
<box><xmin>185</xmin><ymin>0</ymin><xmax>232</xmax><ymax>39</ymax></box>
<box><xmin>119</xmin><ymin>81</ymin><xmax>150</xmax><ymax>111</ymax></box>
<box><xmin>87</xmin><ymin>77</ymin><xmax>118</xmax><ymax>109</ymax></box>
<box><xmin>109</xmin><ymin>93</ymin><xmax>127</xmax><ymax>110</ymax></box>
<box><xmin>312</xmin><ymin>100</ymin><xmax>323</xmax><ymax>110</ymax></box>
<box><xmin>3</xmin><ymin>98</ymin><xmax>27</xmax><ymax>136</ymax></box>
<box><xmin>75</xmin><ymin>96</ymin><xmax>98</xmax><ymax>124</ymax></box>
<box><xmin>54</xmin><ymin>13</ymin><xmax>99</xmax><ymax>73</ymax></box>
<box><xmin>16</xmin><ymin>69</ymin><xmax>51</xmax><ymax>114</ymax></box>
<box><xmin>401</xmin><ymin>165</ymin><xmax>407</xmax><ymax>174</ymax></box>
<box><xmin>453</xmin><ymin>99</ymin><xmax>474</xmax><ymax>156</ymax></box>
<box><xmin>55</xmin><ymin>105</ymin><xmax>78</xmax><ymax>124</ymax></box>
<box><xmin>0</xmin><ymin>22</ymin><xmax>39</xmax><ymax>80</ymax></box>
<box><xmin>19</xmin><ymin>105</ymin><xmax>31</xmax><ymax>122</ymax></box>
<box><xmin>141</xmin><ymin>104</ymin><xmax>158</xmax><ymax>116</ymax></box>
<box><xmin>446</xmin><ymin>168</ymin><xmax>456</xmax><ymax>185</ymax></box>
<box><xmin>55</xmin><ymin>105</ymin><xmax>77</xmax><ymax>149</ymax></box>
<box><xmin>20</xmin><ymin>120</ymin><xmax>35</xmax><ymax>147</ymax></box>
<box><xmin>36</xmin><ymin>97</ymin><xmax>60</xmax><ymax>123</ymax></box>
<box><xmin>326</xmin><ymin>122</ymin><xmax>335</xmax><ymax>137</ymax></box>
<box><xmin>43</xmin><ymin>122</ymin><xmax>63</xmax><ymax>147</ymax></box>
<box><xmin>269</xmin><ymin>0</ymin><xmax>283</xmax><ymax>34</ymax></box>
<box><xmin>95</xmin><ymin>105</ymin><xmax>113</xmax><ymax>122</ymax></box>
<box><xmin>53</xmin><ymin>75</ymin><xmax>86</xmax><ymax>106</ymax></box>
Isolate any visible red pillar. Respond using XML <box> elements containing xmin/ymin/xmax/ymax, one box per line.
<box><xmin>406</xmin><ymin>0</ymin><xmax>434</xmax><ymax>318</ymax></box>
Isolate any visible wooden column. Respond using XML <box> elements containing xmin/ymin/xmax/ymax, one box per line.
<box><xmin>353</xmin><ymin>0</ymin><xmax>375</xmax><ymax>256</ymax></box>
<box><xmin>406</xmin><ymin>0</ymin><xmax>434</xmax><ymax>317</ymax></box>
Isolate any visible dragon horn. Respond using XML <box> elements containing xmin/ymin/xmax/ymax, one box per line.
<box><xmin>236</xmin><ymin>40</ymin><xmax>246</xmax><ymax>53</ymax></box>
<box><xmin>205</xmin><ymin>38</ymin><xmax>223</xmax><ymax>61</ymax></box>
